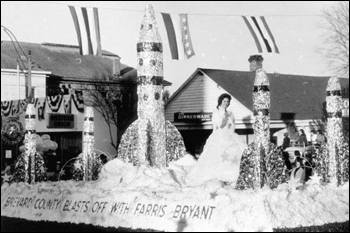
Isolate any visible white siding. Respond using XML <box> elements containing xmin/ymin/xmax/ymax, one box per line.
<box><xmin>1</xmin><ymin>70</ymin><xmax>47</xmax><ymax>101</ymax></box>
<box><xmin>165</xmin><ymin>73</ymin><xmax>253</xmax><ymax>126</ymax></box>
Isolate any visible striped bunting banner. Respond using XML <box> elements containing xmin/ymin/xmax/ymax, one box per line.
<box><xmin>161</xmin><ymin>13</ymin><xmax>195</xmax><ymax>60</ymax></box>
<box><xmin>69</xmin><ymin>5</ymin><xmax>102</xmax><ymax>56</ymax></box>
<box><xmin>242</xmin><ymin>16</ymin><xmax>279</xmax><ymax>54</ymax></box>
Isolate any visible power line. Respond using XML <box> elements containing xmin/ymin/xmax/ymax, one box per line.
<box><xmin>1</xmin><ymin>25</ymin><xmax>28</xmax><ymax>70</ymax></box>
<box><xmin>41</xmin><ymin>1</ymin><xmax>322</xmax><ymax>17</ymax></box>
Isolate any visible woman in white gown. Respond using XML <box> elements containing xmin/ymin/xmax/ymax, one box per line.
<box><xmin>187</xmin><ymin>93</ymin><xmax>247</xmax><ymax>185</ymax></box>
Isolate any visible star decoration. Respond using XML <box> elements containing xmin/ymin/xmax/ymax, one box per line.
<box><xmin>2</xmin><ymin>173</ymin><xmax>12</xmax><ymax>183</ymax></box>
<box><xmin>209</xmin><ymin>191</ymin><xmax>219</xmax><ymax>200</ymax></box>
<box><xmin>183</xmin><ymin>26</ymin><xmax>187</xmax><ymax>31</ymax></box>
<box><xmin>185</xmin><ymin>42</ymin><xmax>190</xmax><ymax>48</ymax></box>
<box><xmin>306</xmin><ymin>173</ymin><xmax>322</xmax><ymax>185</ymax></box>
<box><xmin>186</xmin><ymin>49</ymin><xmax>192</xmax><ymax>55</ymax></box>
<box><xmin>59</xmin><ymin>169</ymin><xmax>65</xmax><ymax>177</ymax></box>
<box><xmin>75</xmin><ymin>162</ymin><xmax>83</xmax><ymax>170</ymax></box>
<box><xmin>181</xmin><ymin>17</ymin><xmax>187</xmax><ymax>23</ymax></box>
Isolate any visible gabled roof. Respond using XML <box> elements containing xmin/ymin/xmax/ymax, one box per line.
<box><xmin>1</xmin><ymin>41</ymin><xmax>171</xmax><ymax>86</ymax></box>
<box><xmin>1</xmin><ymin>41</ymin><xmax>130</xmax><ymax>80</ymax></box>
<box><xmin>166</xmin><ymin>68</ymin><xmax>349</xmax><ymax>121</ymax></box>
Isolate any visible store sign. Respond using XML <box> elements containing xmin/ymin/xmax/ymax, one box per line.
<box><xmin>343</xmin><ymin>98</ymin><xmax>349</xmax><ymax>117</ymax></box>
<box><xmin>47</xmin><ymin>113</ymin><xmax>74</xmax><ymax>128</ymax></box>
<box><xmin>174</xmin><ymin>112</ymin><xmax>212</xmax><ymax>122</ymax></box>
<box><xmin>5</xmin><ymin>150</ymin><xmax>12</xmax><ymax>159</ymax></box>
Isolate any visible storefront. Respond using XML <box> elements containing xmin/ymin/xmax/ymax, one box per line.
<box><xmin>1</xmin><ymin>94</ymin><xmax>117</xmax><ymax>179</ymax></box>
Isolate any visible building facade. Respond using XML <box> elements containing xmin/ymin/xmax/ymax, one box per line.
<box><xmin>165</xmin><ymin>58</ymin><xmax>349</xmax><ymax>155</ymax></box>
<box><xmin>1</xmin><ymin>41</ymin><xmax>174</xmax><ymax>176</ymax></box>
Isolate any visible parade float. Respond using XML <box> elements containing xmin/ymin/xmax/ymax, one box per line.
<box><xmin>1</xmin><ymin>4</ymin><xmax>349</xmax><ymax>232</ymax></box>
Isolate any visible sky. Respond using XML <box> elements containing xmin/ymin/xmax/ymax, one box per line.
<box><xmin>1</xmin><ymin>1</ymin><xmax>339</xmax><ymax>95</ymax></box>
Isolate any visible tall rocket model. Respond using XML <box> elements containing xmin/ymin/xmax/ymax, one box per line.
<box><xmin>236</xmin><ymin>57</ymin><xmax>286</xmax><ymax>190</ymax></box>
<box><xmin>24</xmin><ymin>103</ymin><xmax>37</xmax><ymax>183</ymax></box>
<box><xmin>82</xmin><ymin>106</ymin><xmax>95</xmax><ymax>180</ymax></box>
<box><xmin>136</xmin><ymin>4</ymin><xmax>166</xmax><ymax>167</ymax></box>
<box><xmin>117</xmin><ymin>4</ymin><xmax>186</xmax><ymax>167</ymax></box>
<box><xmin>252</xmin><ymin>64</ymin><xmax>270</xmax><ymax>188</ymax></box>
<box><xmin>73</xmin><ymin>106</ymin><xmax>101</xmax><ymax>181</ymax></box>
<box><xmin>253</xmin><ymin>68</ymin><xmax>270</xmax><ymax>153</ymax></box>
<box><xmin>12</xmin><ymin>103</ymin><xmax>47</xmax><ymax>183</ymax></box>
<box><xmin>326</xmin><ymin>77</ymin><xmax>344</xmax><ymax>184</ymax></box>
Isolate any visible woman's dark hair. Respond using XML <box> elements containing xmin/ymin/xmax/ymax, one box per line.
<box><xmin>217</xmin><ymin>93</ymin><xmax>231</xmax><ymax>109</ymax></box>
<box><xmin>295</xmin><ymin>156</ymin><xmax>304</xmax><ymax>167</ymax></box>
<box><xmin>317</xmin><ymin>130</ymin><xmax>323</xmax><ymax>134</ymax></box>
<box><xmin>299</xmin><ymin>129</ymin><xmax>305</xmax><ymax>135</ymax></box>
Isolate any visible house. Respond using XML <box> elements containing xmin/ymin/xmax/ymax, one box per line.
<box><xmin>165</xmin><ymin>56</ymin><xmax>349</xmax><ymax>155</ymax></box>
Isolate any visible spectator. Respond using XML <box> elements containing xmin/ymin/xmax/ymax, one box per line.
<box><xmin>310</xmin><ymin>130</ymin><xmax>318</xmax><ymax>145</ymax></box>
<box><xmin>61</xmin><ymin>85</ymin><xmax>69</xmax><ymax>95</ymax></box>
<box><xmin>282</xmin><ymin>132</ymin><xmax>291</xmax><ymax>150</ymax></box>
<box><xmin>68</xmin><ymin>84</ymin><xmax>75</xmax><ymax>95</ymax></box>
<box><xmin>316</xmin><ymin>130</ymin><xmax>326</xmax><ymax>145</ymax></box>
<box><xmin>298</xmin><ymin>129</ymin><xmax>308</xmax><ymax>147</ymax></box>
<box><xmin>303</xmin><ymin>150</ymin><xmax>314</xmax><ymax>182</ymax></box>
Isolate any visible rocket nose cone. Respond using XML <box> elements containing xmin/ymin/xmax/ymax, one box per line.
<box><xmin>327</xmin><ymin>76</ymin><xmax>341</xmax><ymax>91</ymax></box>
<box><xmin>254</xmin><ymin>69</ymin><xmax>270</xmax><ymax>86</ymax></box>
<box><xmin>26</xmin><ymin>103</ymin><xmax>35</xmax><ymax>115</ymax></box>
<box><xmin>142</xmin><ymin>4</ymin><xmax>156</xmax><ymax>24</ymax></box>
<box><xmin>139</xmin><ymin>4</ymin><xmax>162</xmax><ymax>43</ymax></box>
<box><xmin>145</xmin><ymin>4</ymin><xmax>154</xmax><ymax>14</ymax></box>
<box><xmin>85</xmin><ymin>106</ymin><xmax>94</xmax><ymax>118</ymax></box>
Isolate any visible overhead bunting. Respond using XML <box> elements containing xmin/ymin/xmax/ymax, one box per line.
<box><xmin>242</xmin><ymin>16</ymin><xmax>279</xmax><ymax>53</ymax></box>
<box><xmin>161</xmin><ymin>13</ymin><xmax>195</xmax><ymax>60</ymax></box>
<box><xmin>68</xmin><ymin>5</ymin><xmax>102</xmax><ymax>56</ymax></box>
<box><xmin>46</xmin><ymin>95</ymin><xmax>63</xmax><ymax>113</ymax></box>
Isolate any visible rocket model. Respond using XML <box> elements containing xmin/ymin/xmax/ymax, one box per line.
<box><xmin>117</xmin><ymin>4</ymin><xmax>186</xmax><ymax>167</ymax></box>
<box><xmin>24</xmin><ymin>103</ymin><xmax>37</xmax><ymax>183</ymax></box>
<box><xmin>136</xmin><ymin>4</ymin><xmax>166</xmax><ymax>167</ymax></box>
<box><xmin>253</xmin><ymin>68</ymin><xmax>270</xmax><ymax>153</ymax></box>
<box><xmin>73</xmin><ymin>106</ymin><xmax>97</xmax><ymax>181</ymax></box>
<box><xmin>82</xmin><ymin>106</ymin><xmax>95</xmax><ymax>180</ymax></box>
<box><xmin>252</xmin><ymin>66</ymin><xmax>270</xmax><ymax>187</ymax></box>
<box><xmin>12</xmin><ymin>102</ymin><xmax>47</xmax><ymax>183</ymax></box>
<box><xmin>326</xmin><ymin>77</ymin><xmax>344</xmax><ymax>184</ymax></box>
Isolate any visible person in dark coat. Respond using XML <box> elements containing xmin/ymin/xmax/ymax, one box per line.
<box><xmin>282</xmin><ymin>132</ymin><xmax>291</xmax><ymax>150</ymax></box>
<box><xmin>298</xmin><ymin>129</ymin><xmax>308</xmax><ymax>146</ymax></box>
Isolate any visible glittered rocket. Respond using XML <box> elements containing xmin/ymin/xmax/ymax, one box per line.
<box><xmin>136</xmin><ymin>4</ymin><xmax>166</xmax><ymax>166</ymax></box>
<box><xmin>24</xmin><ymin>103</ymin><xmax>37</xmax><ymax>183</ymax></box>
<box><xmin>117</xmin><ymin>5</ymin><xmax>186</xmax><ymax>167</ymax></box>
<box><xmin>82</xmin><ymin>106</ymin><xmax>95</xmax><ymax>180</ymax></box>
<box><xmin>252</xmin><ymin>67</ymin><xmax>270</xmax><ymax>188</ymax></box>
<box><xmin>12</xmin><ymin>103</ymin><xmax>47</xmax><ymax>184</ymax></box>
<box><xmin>73</xmin><ymin>106</ymin><xmax>101</xmax><ymax>181</ymax></box>
<box><xmin>325</xmin><ymin>77</ymin><xmax>344</xmax><ymax>184</ymax></box>
<box><xmin>253</xmin><ymin>69</ymin><xmax>270</xmax><ymax>153</ymax></box>
<box><xmin>235</xmin><ymin>57</ymin><xmax>286</xmax><ymax>190</ymax></box>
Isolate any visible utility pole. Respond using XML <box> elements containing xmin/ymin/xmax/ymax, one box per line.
<box><xmin>27</xmin><ymin>50</ymin><xmax>32</xmax><ymax>100</ymax></box>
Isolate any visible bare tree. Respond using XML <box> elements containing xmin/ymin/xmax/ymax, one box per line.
<box><xmin>163</xmin><ymin>89</ymin><xmax>171</xmax><ymax>103</ymax></box>
<box><xmin>82</xmin><ymin>79</ymin><xmax>137</xmax><ymax>154</ymax></box>
<box><xmin>319</xmin><ymin>1</ymin><xmax>349</xmax><ymax>77</ymax></box>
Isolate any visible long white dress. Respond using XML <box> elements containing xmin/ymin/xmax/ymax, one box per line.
<box><xmin>186</xmin><ymin>109</ymin><xmax>247</xmax><ymax>185</ymax></box>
